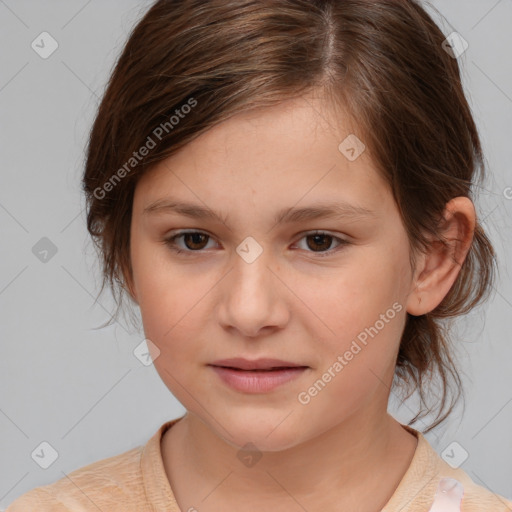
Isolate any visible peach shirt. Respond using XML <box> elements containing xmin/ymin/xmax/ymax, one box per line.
<box><xmin>7</xmin><ymin>416</ymin><xmax>512</xmax><ymax>511</ymax></box>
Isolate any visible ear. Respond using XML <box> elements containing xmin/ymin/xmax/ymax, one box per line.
<box><xmin>406</xmin><ymin>197</ymin><xmax>476</xmax><ymax>316</ymax></box>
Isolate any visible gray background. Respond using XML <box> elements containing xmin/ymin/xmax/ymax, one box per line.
<box><xmin>1</xmin><ymin>0</ymin><xmax>511</xmax><ymax>508</ymax></box>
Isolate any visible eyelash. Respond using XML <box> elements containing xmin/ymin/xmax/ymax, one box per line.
<box><xmin>163</xmin><ymin>230</ymin><xmax>349</xmax><ymax>258</ymax></box>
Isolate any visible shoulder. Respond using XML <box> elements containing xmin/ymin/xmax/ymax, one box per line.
<box><xmin>6</xmin><ymin>445</ymin><xmax>145</xmax><ymax>512</ymax></box>
<box><xmin>386</xmin><ymin>424</ymin><xmax>512</xmax><ymax>512</ymax></box>
<box><xmin>445</xmin><ymin>469</ymin><xmax>512</xmax><ymax>511</ymax></box>
<box><xmin>419</xmin><ymin>432</ymin><xmax>512</xmax><ymax>511</ymax></box>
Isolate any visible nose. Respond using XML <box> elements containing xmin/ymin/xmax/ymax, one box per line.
<box><xmin>217</xmin><ymin>243</ymin><xmax>289</xmax><ymax>338</ymax></box>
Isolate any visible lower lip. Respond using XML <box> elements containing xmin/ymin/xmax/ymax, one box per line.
<box><xmin>210</xmin><ymin>365</ymin><xmax>308</xmax><ymax>393</ymax></box>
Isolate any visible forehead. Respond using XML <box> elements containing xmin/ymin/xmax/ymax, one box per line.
<box><xmin>133</xmin><ymin>93</ymin><xmax>392</xmax><ymax>221</ymax></box>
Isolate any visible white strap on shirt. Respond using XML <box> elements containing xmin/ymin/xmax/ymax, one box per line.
<box><xmin>428</xmin><ymin>477</ymin><xmax>464</xmax><ymax>511</ymax></box>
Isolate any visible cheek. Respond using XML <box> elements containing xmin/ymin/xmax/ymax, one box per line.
<box><xmin>130</xmin><ymin>241</ymin><xmax>199</xmax><ymax>351</ymax></box>
<box><xmin>291</xmin><ymin>259</ymin><xmax>407</xmax><ymax>421</ymax></box>
<box><xmin>137</xmin><ymin>282</ymin><xmax>205</xmax><ymax>395</ymax></box>
<box><xmin>131</xmin><ymin>247</ymin><xmax>230</xmax><ymax>378</ymax></box>
<box><xmin>291</xmin><ymin>246</ymin><xmax>408</xmax><ymax>371</ymax></box>
<box><xmin>137</xmin><ymin>280</ymin><xmax>202</xmax><ymax>354</ymax></box>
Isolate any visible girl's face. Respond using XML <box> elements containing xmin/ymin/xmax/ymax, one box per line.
<box><xmin>128</xmin><ymin>93</ymin><xmax>418</xmax><ymax>451</ymax></box>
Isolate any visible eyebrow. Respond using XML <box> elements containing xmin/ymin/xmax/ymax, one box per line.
<box><xmin>142</xmin><ymin>199</ymin><xmax>377</xmax><ymax>225</ymax></box>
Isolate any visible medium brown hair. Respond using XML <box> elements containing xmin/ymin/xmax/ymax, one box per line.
<box><xmin>82</xmin><ymin>0</ymin><xmax>496</xmax><ymax>433</ymax></box>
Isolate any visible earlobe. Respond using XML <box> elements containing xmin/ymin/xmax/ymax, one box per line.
<box><xmin>406</xmin><ymin>197</ymin><xmax>475</xmax><ymax>316</ymax></box>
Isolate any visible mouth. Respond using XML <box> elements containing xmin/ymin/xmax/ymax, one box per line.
<box><xmin>213</xmin><ymin>366</ymin><xmax>305</xmax><ymax>372</ymax></box>
<box><xmin>209</xmin><ymin>357</ymin><xmax>309</xmax><ymax>371</ymax></box>
<box><xmin>208</xmin><ymin>358</ymin><xmax>310</xmax><ymax>393</ymax></box>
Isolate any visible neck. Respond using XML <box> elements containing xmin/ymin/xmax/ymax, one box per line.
<box><xmin>162</xmin><ymin>409</ymin><xmax>418</xmax><ymax>512</ymax></box>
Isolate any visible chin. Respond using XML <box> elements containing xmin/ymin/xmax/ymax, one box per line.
<box><xmin>212</xmin><ymin>413</ymin><xmax>307</xmax><ymax>453</ymax></box>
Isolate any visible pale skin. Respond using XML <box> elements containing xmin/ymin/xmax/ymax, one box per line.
<box><xmin>125</xmin><ymin>91</ymin><xmax>475</xmax><ymax>512</ymax></box>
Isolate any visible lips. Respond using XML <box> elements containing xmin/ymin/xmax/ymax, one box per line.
<box><xmin>209</xmin><ymin>357</ymin><xmax>308</xmax><ymax>371</ymax></box>
<box><xmin>209</xmin><ymin>360</ymin><xmax>309</xmax><ymax>393</ymax></box>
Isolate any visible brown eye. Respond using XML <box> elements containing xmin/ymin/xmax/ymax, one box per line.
<box><xmin>164</xmin><ymin>231</ymin><xmax>215</xmax><ymax>254</ymax></box>
<box><xmin>295</xmin><ymin>231</ymin><xmax>349</xmax><ymax>258</ymax></box>
<box><xmin>181</xmin><ymin>232</ymin><xmax>210</xmax><ymax>250</ymax></box>
<box><xmin>164</xmin><ymin>230</ymin><xmax>349</xmax><ymax>258</ymax></box>
<box><xmin>305</xmin><ymin>233</ymin><xmax>334</xmax><ymax>252</ymax></box>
